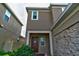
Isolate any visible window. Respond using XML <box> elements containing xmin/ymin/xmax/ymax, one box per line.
<box><xmin>3</xmin><ymin>10</ymin><xmax>11</xmax><ymax>23</ymax></box>
<box><xmin>40</xmin><ymin>37</ymin><xmax>45</xmax><ymax>46</ymax></box>
<box><xmin>31</xmin><ymin>10</ymin><xmax>38</xmax><ymax>20</ymax></box>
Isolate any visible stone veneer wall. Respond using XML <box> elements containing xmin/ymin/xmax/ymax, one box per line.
<box><xmin>52</xmin><ymin>9</ymin><xmax>79</xmax><ymax>55</ymax></box>
<box><xmin>53</xmin><ymin>23</ymin><xmax>79</xmax><ymax>56</ymax></box>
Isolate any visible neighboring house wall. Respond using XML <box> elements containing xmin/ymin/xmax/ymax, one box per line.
<box><xmin>0</xmin><ymin>4</ymin><xmax>23</xmax><ymax>51</ymax></box>
<box><xmin>13</xmin><ymin>36</ymin><xmax>26</xmax><ymax>50</ymax></box>
<box><xmin>52</xmin><ymin>4</ymin><xmax>79</xmax><ymax>56</ymax></box>
<box><xmin>27</xmin><ymin>9</ymin><xmax>52</xmax><ymax>31</ymax></box>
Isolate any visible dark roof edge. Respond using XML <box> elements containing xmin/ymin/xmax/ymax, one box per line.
<box><xmin>2</xmin><ymin>3</ymin><xmax>23</xmax><ymax>26</ymax></box>
<box><xmin>26</xmin><ymin>4</ymin><xmax>68</xmax><ymax>12</ymax></box>
<box><xmin>51</xmin><ymin>3</ymin><xmax>79</xmax><ymax>30</ymax></box>
<box><xmin>50</xmin><ymin>4</ymin><xmax>68</xmax><ymax>7</ymax></box>
<box><xmin>26</xmin><ymin>7</ymin><xmax>49</xmax><ymax>12</ymax></box>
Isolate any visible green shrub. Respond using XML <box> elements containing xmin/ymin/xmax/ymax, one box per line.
<box><xmin>0</xmin><ymin>50</ymin><xmax>7</xmax><ymax>56</ymax></box>
<box><xmin>7</xmin><ymin>51</ymin><xmax>15</xmax><ymax>56</ymax></box>
<box><xmin>14</xmin><ymin>44</ymin><xmax>35</xmax><ymax>56</ymax></box>
<box><xmin>0</xmin><ymin>44</ymin><xmax>35</xmax><ymax>56</ymax></box>
<box><xmin>0</xmin><ymin>50</ymin><xmax>10</xmax><ymax>56</ymax></box>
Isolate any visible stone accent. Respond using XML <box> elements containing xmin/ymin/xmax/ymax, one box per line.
<box><xmin>53</xmin><ymin>23</ymin><xmax>79</xmax><ymax>56</ymax></box>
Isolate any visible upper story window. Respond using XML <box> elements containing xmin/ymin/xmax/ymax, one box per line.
<box><xmin>31</xmin><ymin>10</ymin><xmax>38</xmax><ymax>20</ymax></box>
<box><xmin>3</xmin><ymin>10</ymin><xmax>11</xmax><ymax>23</ymax></box>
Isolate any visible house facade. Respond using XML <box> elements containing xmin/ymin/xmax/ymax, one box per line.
<box><xmin>26</xmin><ymin>4</ymin><xmax>67</xmax><ymax>55</ymax></box>
<box><xmin>26</xmin><ymin>7</ymin><xmax>52</xmax><ymax>55</ymax></box>
<box><xmin>26</xmin><ymin>3</ymin><xmax>79</xmax><ymax>56</ymax></box>
<box><xmin>0</xmin><ymin>3</ymin><xmax>23</xmax><ymax>52</ymax></box>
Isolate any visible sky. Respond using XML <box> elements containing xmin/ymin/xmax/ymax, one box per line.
<box><xmin>5</xmin><ymin>0</ymin><xmax>78</xmax><ymax>37</ymax></box>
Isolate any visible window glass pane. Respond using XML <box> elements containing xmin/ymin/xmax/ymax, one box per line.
<box><xmin>3</xmin><ymin>15</ymin><xmax>9</xmax><ymax>23</ymax></box>
<box><xmin>5</xmin><ymin>10</ymin><xmax>11</xmax><ymax>18</ymax></box>
<box><xmin>32</xmin><ymin>11</ymin><xmax>38</xmax><ymax>20</ymax></box>
<box><xmin>33</xmin><ymin>12</ymin><xmax>37</xmax><ymax>15</ymax></box>
<box><xmin>3</xmin><ymin>10</ymin><xmax>11</xmax><ymax>23</ymax></box>
<box><xmin>33</xmin><ymin>15</ymin><xmax>37</xmax><ymax>19</ymax></box>
<box><xmin>41</xmin><ymin>41</ymin><xmax>44</xmax><ymax>45</ymax></box>
<box><xmin>40</xmin><ymin>37</ymin><xmax>45</xmax><ymax>46</ymax></box>
<box><xmin>33</xmin><ymin>11</ymin><xmax>37</xmax><ymax>19</ymax></box>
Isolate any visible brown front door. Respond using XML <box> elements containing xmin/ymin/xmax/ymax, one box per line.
<box><xmin>31</xmin><ymin>37</ymin><xmax>38</xmax><ymax>52</ymax></box>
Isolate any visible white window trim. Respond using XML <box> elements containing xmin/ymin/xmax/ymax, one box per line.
<box><xmin>31</xmin><ymin>10</ymin><xmax>38</xmax><ymax>20</ymax></box>
<box><xmin>3</xmin><ymin>10</ymin><xmax>11</xmax><ymax>23</ymax></box>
